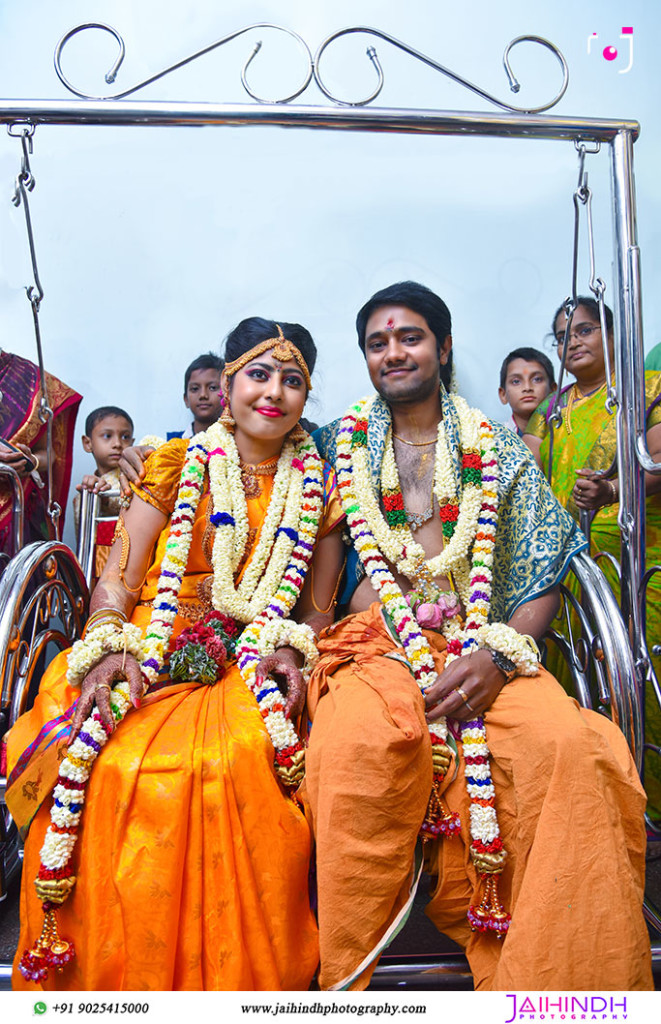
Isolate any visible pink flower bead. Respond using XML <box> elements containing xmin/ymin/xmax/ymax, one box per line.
<box><xmin>416</xmin><ymin>603</ymin><xmax>444</xmax><ymax>629</ymax></box>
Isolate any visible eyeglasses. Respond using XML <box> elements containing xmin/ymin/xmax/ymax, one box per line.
<box><xmin>555</xmin><ymin>324</ymin><xmax>601</xmax><ymax>344</ymax></box>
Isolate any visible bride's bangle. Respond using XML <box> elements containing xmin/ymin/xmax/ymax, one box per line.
<box><xmin>82</xmin><ymin>607</ymin><xmax>128</xmax><ymax>638</ymax></box>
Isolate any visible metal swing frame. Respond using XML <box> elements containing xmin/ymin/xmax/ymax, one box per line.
<box><xmin>0</xmin><ymin>22</ymin><xmax>660</xmax><ymax>986</ymax></box>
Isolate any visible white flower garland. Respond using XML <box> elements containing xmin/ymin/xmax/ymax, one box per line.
<box><xmin>254</xmin><ymin>619</ymin><xmax>320</xmax><ymax>670</ymax></box>
<box><xmin>475</xmin><ymin>623</ymin><xmax>540</xmax><ymax>677</ymax></box>
<box><xmin>66</xmin><ymin>623</ymin><xmax>144</xmax><ymax>689</ymax></box>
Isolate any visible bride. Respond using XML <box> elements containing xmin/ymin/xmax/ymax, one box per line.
<box><xmin>6</xmin><ymin>317</ymin><xmax>344</xmax><ymax>991</ymax></box>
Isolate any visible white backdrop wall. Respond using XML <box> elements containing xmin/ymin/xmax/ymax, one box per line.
<box><xmin>0</xmin><ymin>0</ymin><xmax>659</xmax><ymax>547</ymax></box>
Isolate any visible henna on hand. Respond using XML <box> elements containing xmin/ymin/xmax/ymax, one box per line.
<box><xmin>69</xmin><ymin>652</ymin><xmax>144</xmax><ymax>743</ymax></box>
<box><xmin>255</xmin><ymin>653</ymin><xmax>306</xmax><ymax>720</ymax></box>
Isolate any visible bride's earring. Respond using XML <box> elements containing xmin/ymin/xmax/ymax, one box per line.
<box><xmin>219</xmin><ymin>378</ymin><xmax>235</xmax><ymax>428</ymax></box>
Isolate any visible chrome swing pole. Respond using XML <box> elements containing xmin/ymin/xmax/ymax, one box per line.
<box><xmin>610</xmin><ymin>129</ymin><xmax>661</xmax><ymax>797</ymax></box>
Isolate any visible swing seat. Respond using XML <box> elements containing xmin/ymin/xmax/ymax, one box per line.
<box><xmin>0</xmin><ymin>545</ymin><xmax>659</xmax><ymax>986</ymax></box>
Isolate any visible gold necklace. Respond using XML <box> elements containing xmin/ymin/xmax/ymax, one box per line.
<box><xmin>239</xmin><ymin>455</ymin><xmax>279</xmax><ymax>499</ymax></box>
<box><xmin>239</xmin><ymin>455</ymin><xmax>279</xmax><ymax>476</ymax></box>
<box><xmin>393</xmin><ymin>432</ymin><xmax>437</xmax><ymax>447</ymax></box>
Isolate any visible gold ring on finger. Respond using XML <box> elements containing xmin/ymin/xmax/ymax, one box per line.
<box><xmin>95</xmin><ymin>683</ymin><xmax>112</xmax><ymax>693</ymax></box>
<box><xmin>455</xmin><ymin>686</ymin><xmax>476</xmax><ymax>714</ymax></box>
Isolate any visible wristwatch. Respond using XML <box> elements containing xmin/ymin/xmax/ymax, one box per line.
<box><xmin>490</xmin><ymin>648</ymin><xmax>517</xmax><ymax>685</ymax></box>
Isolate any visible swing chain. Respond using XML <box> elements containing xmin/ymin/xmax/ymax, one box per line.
<box><xmin>8</xmin><ymin>123</ymin><xmax>61</xmax><ymax>540</ymax></box>
<box><xmin>571</xmin><ymin>141</ymin><xmax>617</xmax><ymax>415</ymax></box>
<box><xmin>547</xmin><ymin>140</ymin><xmax>617</xmax><ymax>497</ymax></box>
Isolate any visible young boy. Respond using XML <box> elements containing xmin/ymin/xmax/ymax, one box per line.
<box><xmin>79</xmin><ymin>406</ymin><xmax>135</xmax><ymax>492</ymax></box>
<box><xmin>74</xmin><ymin>406</ymin><xmax>135</xmax><ymax>585</ymax></box>
<box><xmin>498</xmin><ymin>347</ymin><xmax>556</xmax><ymax>437</ymax></box>
<box><xmin>167</xmin><ymin>353</ymin><xmax>224</xmax><ymax>440</ymax></box>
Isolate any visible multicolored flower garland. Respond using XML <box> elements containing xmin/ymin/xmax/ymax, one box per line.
<box><xmin>19</xmin><ymin>679</ymin><xmax>133</xmax><ymax>981</ymax></box>
<box><xmin>335</xmin><ymin>393</ymin><xmax>538</xmax><ymax>938</ymax></box>
<box><xmin>21</xmin><ymin>420</ymin><xmax>324</xmax><ymax>981</ymax></box>
<box><xmin>139</xmin><ymin>421</ymin><xmax>324</xmax><ymax>771</ymax></box>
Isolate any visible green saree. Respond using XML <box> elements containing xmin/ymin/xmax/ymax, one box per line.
<box><xmin>527</xmin><ymin>372</ymin><xmax>661</xmax><ymax>819</ymax></box>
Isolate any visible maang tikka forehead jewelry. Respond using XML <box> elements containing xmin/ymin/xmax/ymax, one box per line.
<box><xmin>223</xmin><ymin>325</ymin><xmax>313</xmax><ymax>390</ymax></box>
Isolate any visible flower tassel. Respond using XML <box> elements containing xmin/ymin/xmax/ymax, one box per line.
<box><xmin>419</xmin><ymin>739</ymin><xmax>461</xmax><ymax>841</ymax></box>
<box><xmin>18</xmin><ymin>902</ymin><xmax>76</xmax><ymax>982</ymax></box>
<box><xmin>467</xmin><ymin>874</ymin><xmax>511</xmax><ymax>939</ymax></box>
<box><xmin>419</xmin><ymin>777</ymin><xmax>462</xmax><ymax>841</ymax></box>
<box><xmin>273</xmin><ymin>742</ymin><xmax>306</xmax><ymax>795</ymax></box>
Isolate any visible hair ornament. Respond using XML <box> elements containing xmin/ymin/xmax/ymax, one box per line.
<box><xmin>224</xmin><ymin>325</ymin><xmax>313</xmax><ymax>390</ymax></box>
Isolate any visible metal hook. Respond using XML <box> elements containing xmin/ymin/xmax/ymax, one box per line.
<box><xmin>313</xmin><ymin>28</ymin><xmax>568</xmax><ymax>112</ymax></box>
<box><xmin>574</xmin><ymin>140</ymin><xmax>600</xmax><ymax>202</ymax></box>
<box><xmin>54</xmin><ymin>22</ymin><xmax>313</xmax><ymax>104</ymax></box>
<box><xmin>8</xmin><ymin>125</ymin><xmax>36</xmax><ymax>202</ymax></box>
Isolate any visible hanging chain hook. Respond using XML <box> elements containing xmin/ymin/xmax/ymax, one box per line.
<box><xmin>54</xmin><ymin>22</ymin><xmax>313</xmax><ymax>103</ymax></box>
<box><xmin>313</xmin><ymin>29</ymin><xmax>568</xmax><ymax>111</ymax></box>
<box><xmin>10</xmin><ymin>125</ymin><xmax>45</xmax><ymax>311</ymax></box>
<box><xmin>7</xmin><ymin>123</ymin><xmax>61</xmax><ymax>539</ymax></box>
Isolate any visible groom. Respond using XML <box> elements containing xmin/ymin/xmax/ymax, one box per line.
<box><xmin>306</xmin><ymin>280</ymin><xmax>651</xmax><ymax>991</ymax></box>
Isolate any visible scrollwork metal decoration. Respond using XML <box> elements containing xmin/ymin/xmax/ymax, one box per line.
<box><xmin>52</xmin><ymin>22</ymin><xmax>570</xmax><ymax>114</ymax></box>
<box><xmin>313</xmin><ymin>28</ymin><xmax>569</xmax><ymax>112</ymax></box>
<box><xmin>54</xmin><ymin>22</ymin><xmax>314</xmax><ymax>103</ymax></box>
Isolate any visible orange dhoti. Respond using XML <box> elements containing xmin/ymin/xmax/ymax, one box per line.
<box><xmin>8</xmin><ymin>628</ymin><xmax>318</xmax><ymax>990</ymax></box>
<box><xmin>303</xmin><ymin>602</ymin><xmax>653</xmax><ymax>991</ymax></box>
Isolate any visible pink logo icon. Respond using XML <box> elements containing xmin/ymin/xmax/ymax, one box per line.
<box><xmin>587</xmin><ymin>27</ymin><xmax>634</xmax><ymax>73</ymax></box>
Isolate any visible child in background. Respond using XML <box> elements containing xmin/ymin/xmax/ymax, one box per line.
<box><xmin>167</xmin><ymin>352</ymin><xmax>224</xmax><ymax>440</ymax></box>
<box><xmin>74</xmin><ymin>406</ymin><xmax>135</xmax><ymax>585</ymax></box>
<box><xmin>498</xmin><ymin>347</ymin><xmax>556</xmax><ymax>437</ymax></box>
<box><xmin>78</xmin><ymin>406</ymin><xmax>135</xmax><ymax>496</ymax></box>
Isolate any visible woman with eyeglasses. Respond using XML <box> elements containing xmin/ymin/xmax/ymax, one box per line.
<box><xmin>523</xmin><ymin>295</ymin><xmax>661</xmax><ymax>824</ymax></box>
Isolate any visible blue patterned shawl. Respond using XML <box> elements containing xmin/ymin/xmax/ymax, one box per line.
<box><xmin>313</xmin><ymin>389</ymin><xmax>586</xmax><ymax>622</ymax></box>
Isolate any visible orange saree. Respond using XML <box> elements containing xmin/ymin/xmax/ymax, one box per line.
<box><xmin>7</xmin><ymin>441</ymin><xmax>342</xmax><ymax>991</ymax></box>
